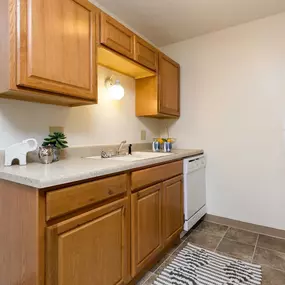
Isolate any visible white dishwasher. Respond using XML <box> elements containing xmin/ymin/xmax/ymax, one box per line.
<box><xmin>183</xmin><ymin>155</ymin><xmax>207</xmax><ymax>231</ymax></box>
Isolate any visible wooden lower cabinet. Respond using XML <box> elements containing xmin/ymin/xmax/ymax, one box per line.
<box><xmin>0</xmin><ymin>161</ymin><xmax>185</xmax><ymax>285</ymax></box>
<box><xmin>163</xmin><ymin>175</ymin><xmax>184</xmax><ymax>246</ymax></box>
<box><xmin>46</xmin><ymin>198</ymin><xmax>129</xmax><ymax>285</ymax></box>
<box><xmin>131</xmin><ymin>175</ymin><xmax>183</xmax><ymax>278</ymax></box>
<box><xmin>131</xmin><ymin>184</ymin><xmax>163</xmax><ymax>276</ymax></box>
<box><xmin>46</xmin><ymin>170</ymin><xmax>183</xmax><ymax>285</ymax></box>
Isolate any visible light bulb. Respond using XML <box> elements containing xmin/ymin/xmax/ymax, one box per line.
<box><xmin>109</xmin><ymin>80</ymin><xmax>124</xmax><ymax>100</ymax></box>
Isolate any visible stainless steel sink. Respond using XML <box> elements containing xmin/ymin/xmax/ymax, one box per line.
<box><xmin>85</xmin><ymin>152</ymin><xmax>172</xmax><ymax>162</ymax></box>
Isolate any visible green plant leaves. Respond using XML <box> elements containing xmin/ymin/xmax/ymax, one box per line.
<box><xmin>42</xmin><ymin>132</ymin><xmax>68</xmax><ymax>149</ymax></box>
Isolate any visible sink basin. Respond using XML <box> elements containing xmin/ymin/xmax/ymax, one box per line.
<box><xmin>110</xmin><ymin>152</ymin><xmax>172</xmax><ymax>161</ymax></box>
<box><xmin>86</xmin><ymin>152</ymin><xmax>172</xmax><ymax>162</ymax></box>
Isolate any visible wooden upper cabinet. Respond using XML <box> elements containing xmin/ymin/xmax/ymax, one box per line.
<box><xmin>134</xmin><ymin>36</ymin><xmax>158</xmax><ymax>71</ymax></box>
<box><xmin>46</xmin><ymin>198</ymin><xmax>129</xmax><ymax>285</ymax></box>
<box><xmin>136</xmin><ymin>52</ymin><xmax>180</xmax><ymax>118</ymax></box>
<box><xmin>159</xmin><ymin>53</ymin><xmax>180</xmax><ymax>116</ymax></box>
<box><xmin>100</xmin><ymin>12</ymin><xmax>134</xmax><ymax>59</ymax></box>
<box><xmin>16</xmin><ymin>0</ymin><xmax>97</xmax><ymax>101</ymax></box>
<box><xmin>162</xmin><ymin>176</ymin><xmax>183</xmax><ymax>246</ymax></box>
<box><xmin>131</xmin><ymin>184</ymin><xmax>162</xmax><ymax>276</ymax></box>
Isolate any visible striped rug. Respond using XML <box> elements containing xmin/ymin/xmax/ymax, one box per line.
<box><xmin>153</xmin><ymin>243</ymin><xmax>262</xmax><ymax>285</ymax></box>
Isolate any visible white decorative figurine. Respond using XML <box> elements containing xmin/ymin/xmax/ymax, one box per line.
<box><xmin>5</xmin><ymin>138</ymin><xmax>38</xmax><ymax>166</ymax></box>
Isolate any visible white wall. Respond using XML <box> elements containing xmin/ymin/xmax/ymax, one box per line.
<box><xmin>161</xmin><ymin>13</ymin><xmax>285</xmax><ymax>230</ymax></box>
<box><xmin>0</xmin><ymin>66</ymin><xmax>160</xmax><ymax>149</ymax></box>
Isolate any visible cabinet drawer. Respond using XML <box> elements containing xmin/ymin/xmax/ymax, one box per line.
<box><xmin>131</xmin><ymin>161</ymin><xmax>183</xmax><ymax>190</ymax></box>
<box><xmin>100</xmin><ymin>12</ymin><xmax>134</xmax><ymax>59</ymax></box>
<box><xmin>46</xmin><ymin>174</ymin><xmax>127</xmax><ymax>220</ymax></box>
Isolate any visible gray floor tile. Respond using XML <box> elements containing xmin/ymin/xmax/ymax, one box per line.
<box><xmin>192</xmin><ymin>219</ymin><xmax>204</xmax><ymax>230</ymax></box>
<box><xmin>216</xmin><ymin>238</ymin><xmax>255</xmax><ymax>261</ymax></box>
<box><xmin>181</xmin><ymin>230</ymin><xmax>193</xmax><ymax>241</ymax></box>
<box><xmin>215</xmin><ymin>250</ymin><xmax>252</xmax><ymax>263</ymax></box>
<box><xmin>253</xmin><ymin>247</ymin><xmax>285</xmax><ymax>271</ymax></box>
<box><xmin>136</xmin><ymin>271</ymin><xmax>154</xmax><ymax>285</ymax></box>
<box><xmin>143</xmin><ymin>221</ymin><xmax>285</xmax><ymax>285</ymax></box>
<box><xmin>225</xmin><ymin>227</ymin><xmax>258</xmax><ymax>246</ymax></box>
<box><xmin>154</xmin><ymin>255</ymin><xmax>176</xmax><ymax>275</ymax></box>
<box><xmin>143</xmin><ymin>273</ymin><xmax>158</xmax><ymax>285</ymax></box>
<box><xmin>150</xmin><ymin>253</ymin><xmax>171</xmax><ymax>273</ymax></box>
<box><xmin>171</xmin><ymin>241</ymin><xmax>189</xmax><ymax>257</ymax></box>
<box><xmin>166</xmin><ymin>238</ymin><xmax>184</xmax><ymax>255</ymax></box>
<box><xmin>258</xmin><ymin>234</ymin><xmax>285</xmax><ymax>254</ymax></box>
<box><xmin>195</xmin><ymin>221</ymin><xmax>228</xmax><ymax>237</ymax></box>
<box><xmin>262</xmin><ymin>266</ymin><xmax>285</xmax><ymax>285</ymax></box>
<box><xmin>185</xmin><ymin>229</ymin><xmax>222</xmax><ymax>250</ymax></box>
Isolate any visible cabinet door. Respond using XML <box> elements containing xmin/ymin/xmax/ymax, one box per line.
<box><xmin>162</xmin><ymin>176</ymin><xmax>183</xmax><ymax>246</ymax></box>
<box><xmin>131</xmin><ymin>184</ymin><xmax>162</xmax><ymax>276</ymax></box>
<box><xmin>17</xmin><ymin>0</ymin><xmax>97</xmax><ymax>101</ymax></box>
<box><xmin>100</xmin><ymin>12</ymin><xmax>134</xmax><ymax>59</ymax></box>
<box><xmin>46</xmin><ymin>198</ymin><xmax>129</xmax><ymax>285</ymax></box>
<box><xmin>159</xmin><ymin>53</ymin><xmax>180</xmax><ymax>116</ymax></box>
<box><xmin>134</xmin><ymin>36</ymin><xmax>158</xmax><ymax>71</ymax></box>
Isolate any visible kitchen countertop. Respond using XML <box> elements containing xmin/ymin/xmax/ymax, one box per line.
<box><xmin>0</xmin><ymin>149</ymin><xmax>203</xmax><ymax>189</ymax></box>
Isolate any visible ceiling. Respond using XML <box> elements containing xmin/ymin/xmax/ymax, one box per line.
<box><xmin>91</xmin><ymin>0</ymin><xmax>285</xmax><ymax>47</ymax></box>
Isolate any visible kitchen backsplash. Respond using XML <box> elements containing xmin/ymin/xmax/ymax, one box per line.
<box><xmin>26</xmin><ymin>142</ymin><xmax>152</xmax><ymax>163</ymax></box>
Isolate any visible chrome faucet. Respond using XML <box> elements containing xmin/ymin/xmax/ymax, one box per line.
<box><xmin>117</xmin><ymin>140</ymin><xmax>127</xmax><ymax>155</ymax></box>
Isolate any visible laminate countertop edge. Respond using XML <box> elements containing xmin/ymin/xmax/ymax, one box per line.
<box><xmin>0</xmin><ymin>149</ymin><xmax>203</xmax><ymax>189</ymax></box>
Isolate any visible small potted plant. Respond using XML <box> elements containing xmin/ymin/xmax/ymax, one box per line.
<box><xmin>152</xmin><ymin>137</ymin><xmax>176</xmax><ymax>153</ymax></box>
<box><xmin>42</xmin><ymin>132</ymin><xmax>68</xmax><ymax>162</ymax></box>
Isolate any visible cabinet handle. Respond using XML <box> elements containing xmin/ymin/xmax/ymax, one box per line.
<box><xmin>108</xmin><ymin>189</ymin><xmax>114</xmax><ymax>195</ymax></box>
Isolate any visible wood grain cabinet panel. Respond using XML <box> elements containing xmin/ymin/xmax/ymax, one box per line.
<box><xmin>46</xmin><ymin>174</ymin><xmax>127</xmax><ymax>221</ymax></box>
<box><xmin>134</xmin><ymin>36</ymin><xmax>158</xmax><ymax>71</ymax></box>
<box><xmin>159</xmin><ymin>53</ymin><xmax>180</xmax><ymax>116</ymax></box>
<box><xmin>162</xmin><ymin>176</ymin><xmax>183</xmax><ymax>246</ymax></box>
<box><xmin>131</xmin><ymin>184</ymin><xmax>162</xmax><ymax>276</ymax></box>
<box><xmin>136</xmin><ymin>52</ymin><xmax>180</xmax><ymax>118</ymax></box>
<box><xmin>46</xmin><ymin>198</ymin><xmax>129</xmax><ymax>285</ymax></box>
<box><xmin>100</xmin><ymin>12</ymin><xmax>134</xmax><ymax>59</ymax></box>
<box><xmin>131</xmin><ymin>161</ymin><xmax>183</xmax><ymax>190</ymax></box>
<box><xmin>16</xmin><ymin>0</ymin><xmax>97</xmax><ymax>101</ymax></box>
<box><xmin>0</xmin><ymin>161</ymin><xmax>185</xmax><ymax>284</ymax></box>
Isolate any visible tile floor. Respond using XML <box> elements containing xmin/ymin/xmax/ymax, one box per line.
<box><xmin>137</xmin><ymin>220</ymin><xmax>285</xmax><ymax>285</ymax></box>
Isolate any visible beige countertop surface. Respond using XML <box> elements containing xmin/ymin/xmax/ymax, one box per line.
<box><xmin>0</xmin><ymin>149</ymin><xmax>203</xmax><ymax>189</ymax></box>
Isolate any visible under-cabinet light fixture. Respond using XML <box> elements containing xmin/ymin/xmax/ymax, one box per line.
<box><xmin>105</xmin><ymin>77</ymin><xmax>124</xmax><ymax>100</ymax></box>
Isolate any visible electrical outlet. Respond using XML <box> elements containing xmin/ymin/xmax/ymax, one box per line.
<box><xmin>141</xmin><ymin>130</ymin><xmax>146</xmax><ymax>141</ymax></box>
<box><xmin>49</xmin><ymin>126</ymin><xmax>64</xmax><ymax>134</ymax></box>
